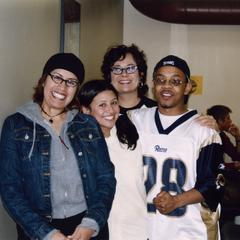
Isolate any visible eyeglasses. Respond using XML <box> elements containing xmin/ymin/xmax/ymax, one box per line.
<box><xmin>49</xmin><ymin>73</ymin><xmax>79</xmax><ymax>88</ymax></box>
<box><xmin>154</xmin><ymin>77</ymin><xmax>185</xmax><ymax>87</ymax></box>
<box><xmin>111</xmin><ymin>65</ymin><xmax>138</xmax><ymax>75</ymax></box>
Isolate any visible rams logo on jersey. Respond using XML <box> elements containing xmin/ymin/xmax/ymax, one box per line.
<box><xmin>154</xmin><ymin>145</ymin><xmax>167</xmax><ymax>152</ymax></box>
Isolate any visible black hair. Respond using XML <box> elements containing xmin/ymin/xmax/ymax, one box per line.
<box><xmin>78</xmin><ymin>79</ymin><xmax>139</xmax><ymax>149</ymax></box>
<box><xmin>207</xmin><ymin>105</ymin><xmax>232</xmax><ymax>122</ymax></box>
<box><xmin>101</xmin><ymin>43</ymin><xmax>148</xmax><ymax>97</ymax></box>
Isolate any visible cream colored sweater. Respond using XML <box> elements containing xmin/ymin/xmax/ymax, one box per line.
<box><xmin>105</xmin><ymin>126</ymin><xmax>148</xmax><ymax>240</ymax></box>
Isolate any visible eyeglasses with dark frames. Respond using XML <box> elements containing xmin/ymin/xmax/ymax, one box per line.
<box><xmin>111</xmin><ymin>65</ymin><xmax>138</xmax><ymax>75</ymax></box>
<box><xmin>49</xmin><ymin>73</ymin><xmax>79</xmax><ymax>88</ymax></box>
<box><xmin>154</xmin><ymin>77</ymin><xmax>186</xmax><ymax>87</ymax></box>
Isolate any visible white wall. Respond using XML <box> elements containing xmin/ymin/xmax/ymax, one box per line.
<box><xmin>0</xmin><ymin>1</ymin><xmax>60</xmax><ymax>239</ymax></box>
<box><xmin>0</xmin><ymin>0</ymin><xmax>60</xmax><ymax>128</ymax></box>
<box><xmin>123</xmin><ymin>0</ymin><xmax>240</xmax><ymax>125</ymax></box>
<box><xmin>79</xmin><ymin>0</ymin><xmax>123</xmax><ymax>81</ymax></box>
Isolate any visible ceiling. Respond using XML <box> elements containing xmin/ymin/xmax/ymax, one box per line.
<box><xmin>129</xmin><ymin>0</ymin><xmax>240</xmax><ymax>25</ymax></box>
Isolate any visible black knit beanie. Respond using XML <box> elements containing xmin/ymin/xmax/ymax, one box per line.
<box><xmin>42</xmin><ymin>53</ymin><xmax>85</xmax><ymax>84</ymax></box>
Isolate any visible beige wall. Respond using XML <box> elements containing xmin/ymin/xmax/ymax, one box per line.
<box><xmin>79</xmin><ymin>0</ymin><xmax>123</xmax><ymax>81</ymax></box>
<box><xmin>0</xmin><ymin>1</ymin><xmax>60</xmax><ymax>239</ymax></box>
<box><xmin>124</xmin><ymin>0</ymin><xmax>240</xmax><ymax>125</ymax></box>
<box><xmin>0</xmin><ymin>0</ymin><xmax>60</xmax><ymax>128</ymax></box>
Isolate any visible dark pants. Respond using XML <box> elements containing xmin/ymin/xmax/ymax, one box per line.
<box><xmin>16</xmin><ymin>212</ymin><xmax>109</xmax><ymax>240</ymax></box>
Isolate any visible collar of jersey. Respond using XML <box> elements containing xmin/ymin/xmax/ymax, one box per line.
<box><xmin>154</xmin><ymin>108</ymin><xmax>198</xmax><ymax>134</ymax></box>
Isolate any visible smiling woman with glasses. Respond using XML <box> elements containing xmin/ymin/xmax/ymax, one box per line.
<box><xmin>101</xmin><ymin>44</ymin><xmax>157</xmax><ymax>115</ymax></box>
<box><xmin>0</xmin><ymin>53</ymin><xmax>116</xmax><ymax>240</ymax></box>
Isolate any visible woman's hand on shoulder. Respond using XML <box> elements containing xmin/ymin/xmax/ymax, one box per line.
<box><xmin>195</xmin><ymin>114</ymin><xmax>219</xmax><ymax>131</ymax></box>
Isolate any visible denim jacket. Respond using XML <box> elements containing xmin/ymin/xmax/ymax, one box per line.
<box><xmin>0</xmin><ymin>108</ymin><xmax>116</xmax><ymax>240</ymax></box>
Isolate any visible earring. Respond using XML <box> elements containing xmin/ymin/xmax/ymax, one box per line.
<box><xmin>139</xmin><ymin>81</ymin><xmax>144</xmax><ymax>88</ymax></box>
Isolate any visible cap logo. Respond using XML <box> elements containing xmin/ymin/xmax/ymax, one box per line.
<box><xmin>163</xmin><ymin>60</ymin><xmax>175</xmax><ymax>66</ymax></box>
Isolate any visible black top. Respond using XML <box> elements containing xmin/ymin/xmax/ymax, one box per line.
<box><xmin>220</xmin><ymin>131</ymin><xmax>240</xmax><ymax>161</ymax></box>
<box><xmin>120</xmin><ymin>96</ymin><xmax>157</xmax><ymax>115</ymax></box>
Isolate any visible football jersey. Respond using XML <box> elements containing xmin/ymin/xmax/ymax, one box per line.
<box><xmin>129</xmin><ymin>107</ymin><xmax>222</xmax><ymax>240</ymax></box>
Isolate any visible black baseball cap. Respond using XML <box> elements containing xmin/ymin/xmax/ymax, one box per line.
<box><xmin>153</xmin><ymin>55</ymin><xmax>190</xmax><ymax>79</ymax></box>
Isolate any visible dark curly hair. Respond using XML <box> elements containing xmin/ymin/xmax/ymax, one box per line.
<box><xmin>101</xmin><ymin>43</ymin><xmax>148</xmax><ymax>97</ymax></box>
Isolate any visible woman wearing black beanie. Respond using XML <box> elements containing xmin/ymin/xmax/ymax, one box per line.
<box><xmin>0</xmin><ymin>53</ymin><xmax>116</xmax><ymax>240</ymax></box>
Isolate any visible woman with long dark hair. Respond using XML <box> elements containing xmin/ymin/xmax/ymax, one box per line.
<box><xmin>78</xmin><ymin>79</ymin><xmax>148</xmax><ymax>240</ymax></box>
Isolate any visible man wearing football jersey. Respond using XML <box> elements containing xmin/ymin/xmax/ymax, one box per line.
<box><xmin>129</xmin><ymin>55</ymin><xmax>223</xmax><ymax>240</ymax></box>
